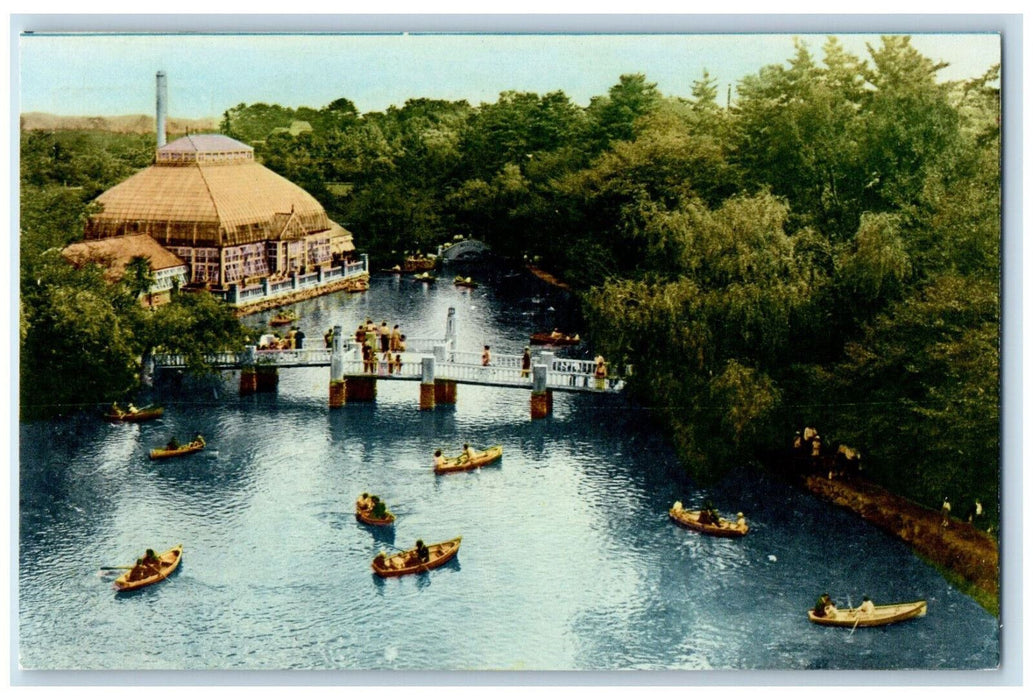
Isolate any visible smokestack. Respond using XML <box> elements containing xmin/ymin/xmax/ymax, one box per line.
<box><xmin>156</xmin><ymin>71</ymin><xmax>168</xmax><ymax>148</ymax></box>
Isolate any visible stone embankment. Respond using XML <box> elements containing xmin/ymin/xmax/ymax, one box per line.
<box><xmin>233</xmin><ymin>275</ymin><xmax>368</xmax><ymax>318</ymax></box>
<box><xmin>802</xmin><ymin>475</ymin><xmax>999</xmax><ymax>607</ymax></box>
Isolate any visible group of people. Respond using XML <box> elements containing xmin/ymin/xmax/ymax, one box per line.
<box><xmin>937</xmin><ymin>495</ymin><xmax>983</xmax><ymax>528</ymax></box>
<box><xmin>259</xmin><ymin>327</ymin><xmax>305</xmax><ymax>350</ymax></box>
<box><xmin>362</xmin><ymin>344</ymin><xmax>403</xmax><ymax>375</ymax></box>
<box><xmin>355</xmin><ymin>318</ymin><xmax>406</xmax><ymax>353</ymax></box>
<box><xmin>164</xmin><ymin>434</ymin><xmax>203</xmax><ymax>451</ymax></box>
<box><xmin>126</xmin><ymin>548</ymin><xmax>163</xmax><ymax>582</ymax></box>
<box><xmin>791</xmin><ymin>426</ymin><xmax>862</xmax><ymax>480</ymax></box>
<box><xmin>356</xmin><ymin>492</ymin><xmax>390</xmax><ymax>520</ymax></box>
<box><xmin>111</xmin><ymin>402</ymin><xmax>139</xmax><ymax>416</ymax></box>
<box><xmin>696</xmin><ymin>500</ymin><xmax>722</xmax><ymax>526</ymax></box>
<box><xmin>433</xmin><ymin>444</ymin><xmax>478</xmax><ymax>467</ymax></box>
<box><xmin>380</xmin><ymin>539</ymin><xmax>432</xmax><ymax>571</ymax></box>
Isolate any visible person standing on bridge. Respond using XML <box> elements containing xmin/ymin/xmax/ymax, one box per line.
<box><xmin>365</xmin><ymin>319</ymin><xmax>377</xmax><ymax>352</ymax></box>
<box><xmin>594</xmin><ymin>355</ymin><xmax>607</xmax><ymax>390</ymax></box>
<box><xmin>482</xmin><ymin>345</ymin><xmax>491</xmax><ymax>366</ymax></box>
<box><xmin>521</xmin><ymin>347</ymin><xmax>532</xmax><ymax>378</ymax></box>
<box><xmin>390</xmin><ymin>325</ymin><xmax>402</xmax><ymax>352</ymax></box>
<box><xmin>379</xmin><ymin>321</ymin><xmax>391</xmax><ymax>354</ymax></box>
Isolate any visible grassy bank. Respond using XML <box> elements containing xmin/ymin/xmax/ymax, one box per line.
<box><xmin>802</xmin><ymin>475</ymin><xmax>999</xmax><ymax>616</ymax></box>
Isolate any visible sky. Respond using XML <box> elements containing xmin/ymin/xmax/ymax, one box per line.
<box><xmin>17</xmin><ymin>29</ymin><xmax>1001</xmax><ymax>120</ymax></box>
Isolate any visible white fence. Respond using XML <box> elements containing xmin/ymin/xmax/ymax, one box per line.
<box><xmin>152</xmin><ymin>342</ymin><xmax>626</xmax><ymax>392</ymax></box>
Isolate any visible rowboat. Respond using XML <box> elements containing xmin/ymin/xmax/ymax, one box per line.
<box><xmin>372</xmin><ymin>536</ymin><xmax>462</xmax><ymax>577</ymax></box>
<box><xmin>413</xmin><ymin>272</ymin><xmax>437</xmax><ymax>282</ymax></box>
<box><xmin>269</xmin><ymin>311</ymin><xmax>298</xmax><ymax>326</ymax></box>
<box><xmin>149</xmin><ymin>436</ymin><xmax>205</xmax><ymax>460</ymax></box>
<box><xmin>434</xmin><ymin>445</ymin><xmax>503</xmax><ymax>473</ymax></box>
<box><xmin>356</xmin><ymin>508</ymin><xmax>396</xmax><ymax>526</ymax></box>
<box><xmin>453</xmin><ymin>276</ymin><xmax>478</xmax><ymax>288</ymax></box>
<box><xmin>105</xmin><ymin>405</ymin><xmax>164</xmax><ymax>423</ymax></box>
<box><xmin>113</xmin><ymin>545</ymin><xmax>183</xmax><ymax>592</ymax></box>
<box><xmin>669</xmin><ymin>503</ymin><xmax>749</xmax><ymax>537</ymax></box>
<box><xmin>530</xmin><ymin>332</ymin><xmax>580</xmax><ymax>346</ymax></box>
<box><xmin>808</xmin><ymin>600</ymin><xmax>927</xmax><ymax>628</ymax></box>
<box><xmin>403</xmin><ymin>256</ymin><xmax>437</xmax><ymax>272</ymax></box>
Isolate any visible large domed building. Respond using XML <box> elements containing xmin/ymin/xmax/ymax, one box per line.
<box><xmin>83</xmin><ymin>132</ymin><xmax>355</xmax><ymax>290</ymax></box>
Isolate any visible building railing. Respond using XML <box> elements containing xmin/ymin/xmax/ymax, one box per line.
<box><xmin>215</xmin><ymin>255</ymin><xmax>370</xmax><ymax>304</ymax></box>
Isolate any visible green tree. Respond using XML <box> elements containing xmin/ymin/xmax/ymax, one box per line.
<box><xmin>123</xmin><ymin>255</ymin><xmax>156</xmax><ymax>304</ymax></box>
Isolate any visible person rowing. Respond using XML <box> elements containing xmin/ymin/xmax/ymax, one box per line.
<box><xmin>410</xmin><ymin>539</ymin><xmax>430</xmax><ymax>566</ymax></box>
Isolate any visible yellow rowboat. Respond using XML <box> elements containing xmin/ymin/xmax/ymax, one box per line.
<box><xmin>105</xmin><ymin>405</ymin><xmax>164</xmax><ymax>423</ymax></box>
<box><xmin>113</xmin><ymin>545</ymin><xmax>183</xmax><ymax>591</ymax></box>
<box><xmin>808</xmin><ymin>600</ymin><xmax>927</xmax><ymax>627</ymax></box>
<box><xmin>434</xmin><ymin>445</ymin><xmax>503</xmax><ymax>474</ymax></box>
<box><xmin>356</xmin><ymin>506</ymin><xmax>396</xmax><ymax>526</ymax></box>
<box><xmin>149</xmin><ymin>436</ymin><xmax>205</xmax><ymax>460</ymax></box>
<box><xmin>372</xmin><ymin>537</ymin><xmax>462</xmax><ymax>577</ymax></box>
<box><xmin>668</xmin><ymin>503</ymin><xmax>749</xmax><ymax>537</ymax></box>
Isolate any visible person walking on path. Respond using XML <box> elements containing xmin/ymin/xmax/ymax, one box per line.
<box><xmin>941</xmin><ymin>497</ymin><xmax>952</xmax><ymax>527</ymax></box>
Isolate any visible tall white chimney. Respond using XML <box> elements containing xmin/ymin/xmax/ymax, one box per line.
<box><xmin>156</xmin><ymin>71</ymin><xmax>168</xmax><ymax>148</ymax></box>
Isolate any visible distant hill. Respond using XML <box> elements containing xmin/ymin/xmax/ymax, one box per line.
<box><xmin>20</xmin><ymin>112</ymin><xmax>219</xmax><ymax>134</ymax></box>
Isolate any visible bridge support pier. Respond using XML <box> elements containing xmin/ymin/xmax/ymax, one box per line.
<box><xmin>329</xmin><ymin>379</ymin><xmax>346</xmax><ymax>408</ymax></box>
<box><xmin>240</xmin><ymin>367</ymin><xmax>258</xmax><ymax>396</ymax></box>
<box><xmin>345</xmin><ymin>375</ymin><xmax>377</xmax><ymax>402</ymax></box>
<box><xmin>530</xmin><ymin>390</ymin><xmax>553</xmax><ymax>419</ymax></box>
<box><xmin>329</xmin><ymin>323</ymin><xmax>345</xmax><ymax>409</ymax></box>
<box><xmin>256</xmin><ymin>365</ymin><xmax>279</xmax><ymax>392</ymax></box>
<box><xmin>434</xmin><ymin>379</ymin><xmax>457</xmax><ymax>405</ymax></box>
<box><xmin>420</xmin><ymin>383</ymin><xmax>436</xmax><ymax>411</ymax></box>
<box><xmin>420</xmin><ymin>356</ymin><xmax>436</xmax><ymax>411</ymax></box>
<box><xmin>530</xmin><ymin>364</ymin><xmax>552</xmax><ymax>419</ymax></box>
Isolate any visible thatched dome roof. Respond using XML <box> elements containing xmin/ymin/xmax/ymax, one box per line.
<box><xmin>85</xmin><ymin>134</ymin><xmax>352</xmax><ymax>251</ymax></box>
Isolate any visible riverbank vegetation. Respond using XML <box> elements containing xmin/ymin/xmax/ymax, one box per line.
<box><xmin>21</xmin><ymin>37</ymin><xmax>999</xmax><ymax>526</ymax></box>
<box><xmin>19</xmin><ymin>132</ymin><xmax>248</xmax><ymax>418</ymax></box>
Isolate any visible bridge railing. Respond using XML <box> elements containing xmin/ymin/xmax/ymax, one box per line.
<box><xmin>438</xmin><ymin>362</ymin><xmax>531</xmax><ymax>386</ymax></box>
<box><xmin>404</xmin><ymin>336</ymin><xmax>449</xmax><ymax>354</ymax></box>
<box><xmin>153</xmin><ymin>351</ymin><xmax>245</xmax><ymax>368</ymax></box>
<box><xmin>255</xmin><ymin>347</ymin><xmax>333</xmax><ymax>365</ymax></box>
<box><xmin>449</xmin><ymin>350</ymin><xmax>524</xmax><ymax>369</ymax></box>
<box><xmin>339</xmin><ymin>358</ymin><xmax>422</xmax><ymax>379</ymax></box>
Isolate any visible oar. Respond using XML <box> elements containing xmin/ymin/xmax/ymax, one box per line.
<box><xmin>99</xmin><ymin>565</ymin><xmax>133</xmax><ymax>571</ymax></box>
<box><xmin>850</xmin><ymin>613</ymin><xmax>861</xmax><ymax>635</ymax></box>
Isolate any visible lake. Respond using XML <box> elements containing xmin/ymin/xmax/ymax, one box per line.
<box><xmin>17</xmin><ymin>270</ymin><xmax>999</xmax><ymax>671</ymax></box>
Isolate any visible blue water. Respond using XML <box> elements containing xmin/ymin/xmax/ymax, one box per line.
<box><xmin>17</xmin><ymin>271</ymin><xmax>999</xmax><ymax>671</ymax></box>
